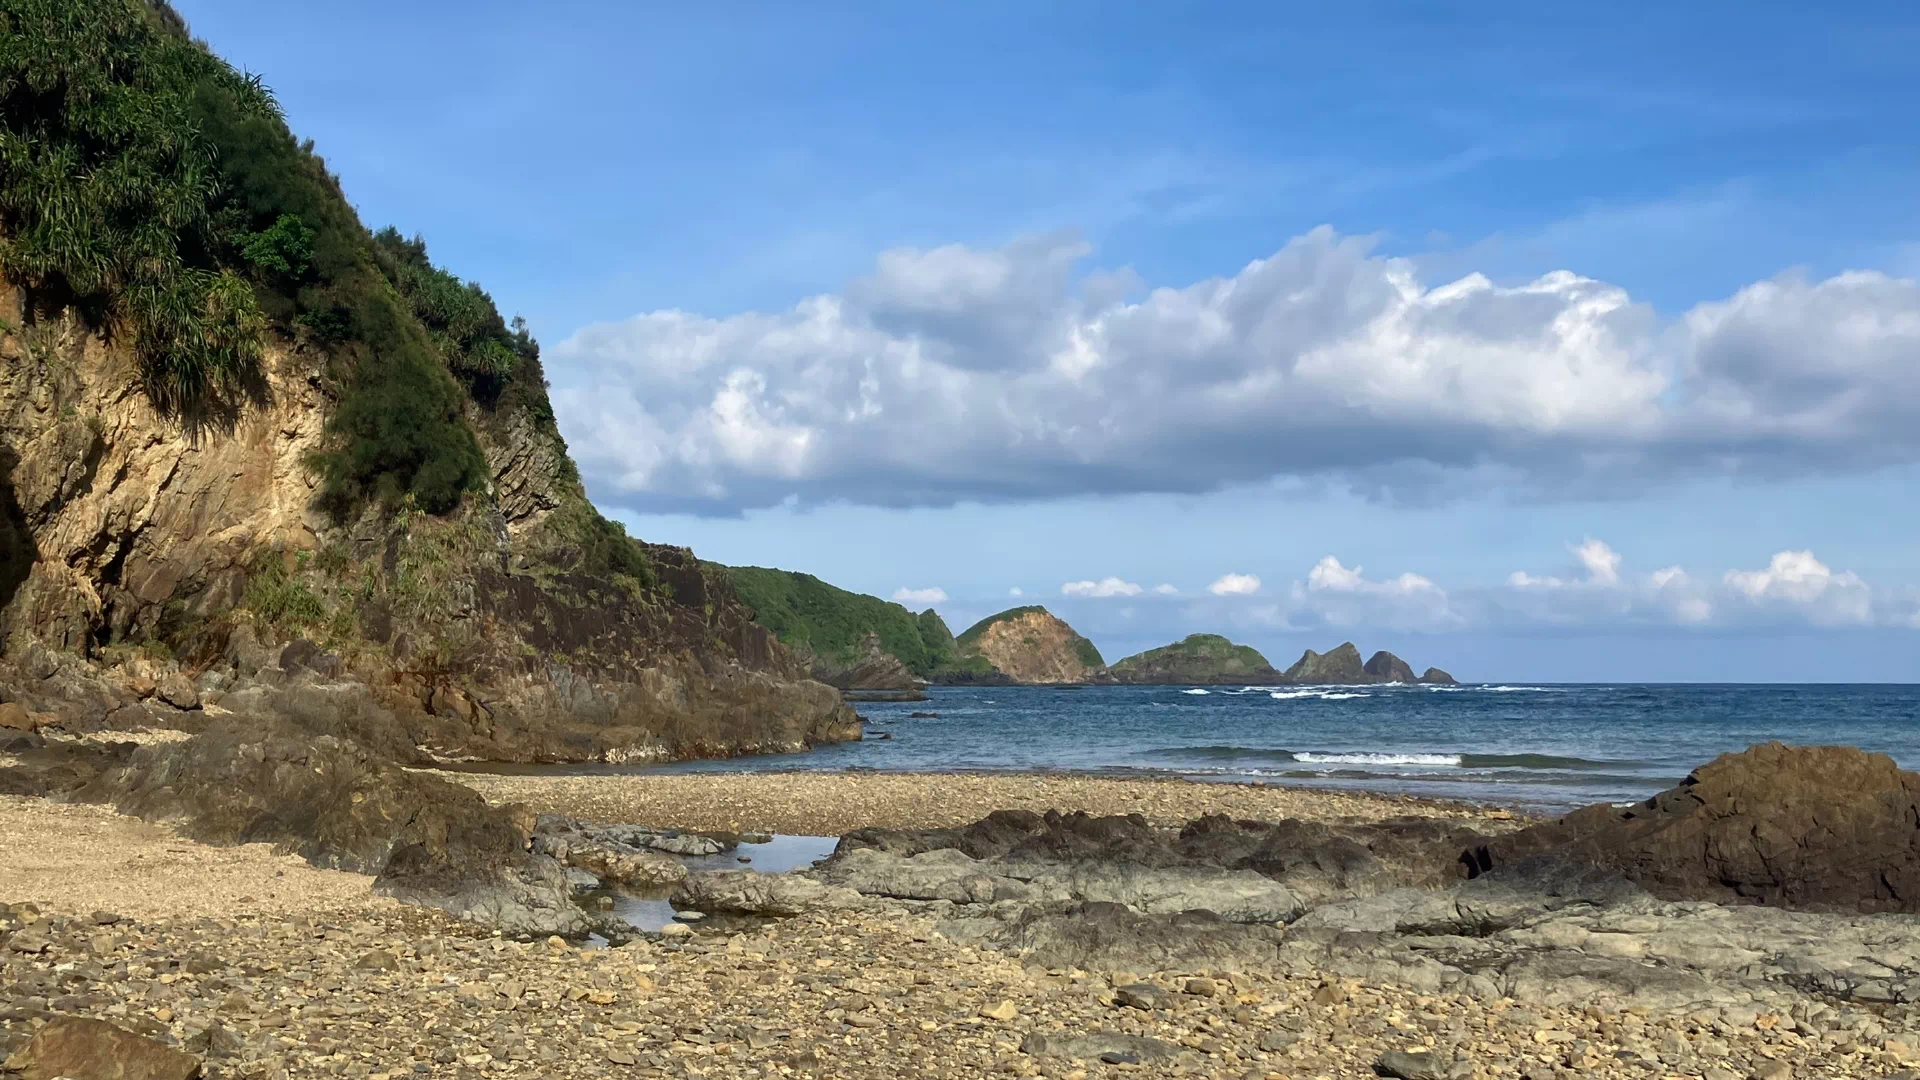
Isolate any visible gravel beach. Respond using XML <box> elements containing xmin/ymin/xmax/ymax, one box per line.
<box><xmin>441</xmin><ymin>770</ymin><xmax>1522</xmax><ymax>836</ymax></box>
<box><xmin>2</xmin><ymin>773</ymin><xmax>1909</xmax><ymax>1079</ymax></box>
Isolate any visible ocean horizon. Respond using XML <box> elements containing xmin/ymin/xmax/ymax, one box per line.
<box><xmin>587</xmin><ymin>682</ymin><xmax>1920</xmax><ymax>811</ymax></box>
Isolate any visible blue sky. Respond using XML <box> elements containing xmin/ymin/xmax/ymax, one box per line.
<box><xmin>177</xmin><ymin>1</ymin><xmax>1920</xmax><ymax>679</ymax></box>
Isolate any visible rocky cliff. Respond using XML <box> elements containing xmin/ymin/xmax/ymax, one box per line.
<box><xmin>0</xmin><ymin>3</ymin><xmax>855</xmax><ymax>763</ymax></box>
<box><xmin>954</xmin><ymin>607</ymin><xmax>1104</xmax><ymax>684</ymax></box>
<box><xmin>1107</xmin><ymin>634</ymin><xmax>1282</xmax><ymax>684</ymax></box>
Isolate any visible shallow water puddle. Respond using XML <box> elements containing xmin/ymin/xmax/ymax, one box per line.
<box><xmin>585</xmin><ymin>834</ymin><xmax>837</xmax><ymax>942</ymax></box>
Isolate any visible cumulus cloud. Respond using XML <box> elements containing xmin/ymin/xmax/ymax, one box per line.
<box><xmin>892</xmin><ymin>586</ymin><xmax>948</xmax><ymax>606</ymax></box>
<box><xmin>1062</xmin><ymin>577</ymin><xmax>1143</xmax><ymax>598</ymax></box>
<box><xmin>1153</xmin><ymin>583</ymin><xmax>1180</xmax><ymax>595</ymax></box>
<box><xmin>1497</xmin><ymin>542</ymin><xmax>1897</xmax><ymax>629</ymax></box>
<box><xmin>1008</xmin><ymin>586</ymin><xmax>1024</xmax><ymax>597</ymax></box>
<box><xmin>1207</xmin><ymin>573</ymin><xmax>1261</xmax><ymax>596</ymax></box>
<box><xmin>1293</xmin><ymin>557</ymin><xmax>1458</xmax><ymax>631</ymax></box>
<box><xmin>552</xmin><ymin>228</ymin><xmax>1920</xmax><ymax>514</ymax></box>
<box><xmin>1723</xmin><ymin>551</ymin><xmax>1873</xmax><ymax>626</ymax></box>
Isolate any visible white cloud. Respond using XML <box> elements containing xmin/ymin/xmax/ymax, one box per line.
<box><xmin>552</xmin><ymin>227</ymin><xmax>1920</xmax><ymax>514</ymax></box>
<box><xmin>1723</xmin><ymin>550</ymin><xmax>1872</xmax><ymax>625</ymax></box>
<box><xmin>1497</xmin><ymin>541</ymin><xmax>1899</xmax><ymax>629</ymax></box>
<box><xmin>1061</xmin><ymin>577</ymin><xmax>1144</xmax><ymax>598</ymax></box>
<box><xmin>1207</xmin><ymin>573</ymin><xmax>1261</xmax><ymax>596</ymax></box>
<box><xmin>1008</xmin><ymin>586</ymin><xmax>1024</xmax><ymax>597</ymax></box>
<box><xmin>1293</xmin><ymin>556</ymin><xmax>1457</xmax><ymax>631</ymax></box>
<box><xmin>1153</xmin><ymin>583</ymin><xmax>1179</xmax><ymax>595</ymax></box>
<box><xmin>1573</xmin><ymin>539</ymin><xmax>1622</xmax><ymax>585</ymax></box>
<box><xmin>891</xmin><ymin>586</ymin><xmax>948</xmax><ymax>606</ymax></box>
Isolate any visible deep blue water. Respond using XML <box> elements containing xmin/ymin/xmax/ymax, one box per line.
<box><xmin>645</xmin><ymin>683</ymin><xmax>1920</xmax><ymax>810</ymax></box>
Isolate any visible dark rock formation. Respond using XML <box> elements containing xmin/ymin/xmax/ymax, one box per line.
<box><xmin>836</xmin><ymin>808</ymin><xmax>1478</xmax><ymax>908</ymax></box>
<box><xmin>1418</xmin><ymin>667</ymin><xmax>1457</xmax><ymax>685</ymax></box>
<box><xmin>77</xmin><ymin>721</ymin><xmax>596</xmax><ymax>936</ymax></box>
<box><xmin>1281</xmin><ymin>642</ymin><xmax>1455</xmax><ymax>685</ymax></box>
<box><xmin>1282</xmin><ymin>642</ymin><xmax>1367</xmax><ymax>682</ymax></box>
<box><xmin>1475</xmin><ymin>742</ymin><xmax>1920</xmax><ymax>913</ymax></box>
<box><xmin>1362</xmin><ymin>650</ymin><xmax>1418</xmax><ymax>683</ymax></box>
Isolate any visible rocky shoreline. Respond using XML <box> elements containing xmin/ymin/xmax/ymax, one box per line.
<box><xmin>7</xmin><ymin>729</ymin><xmax>1920</xmax><ymax>1078</ymax></box>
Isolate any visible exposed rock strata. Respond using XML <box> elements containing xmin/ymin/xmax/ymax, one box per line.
<box><xmin>0</xmin><ymin>281</ymin><xmax>857</xmax><ymax>765</ymax></box>
<box><xmin>953</xmin><ymin>608</ymin><xmax>1103</xmax><ymax>684</ymax></box>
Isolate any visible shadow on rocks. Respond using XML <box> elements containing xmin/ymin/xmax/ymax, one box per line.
<box><xmin>73</xmin><ymin>719</ymin><xmax>599</xmax><ymax>937</ymax></box>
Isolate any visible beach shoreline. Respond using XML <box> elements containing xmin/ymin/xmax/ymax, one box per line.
<box><xmin>434</xmin><ymin>767</ymin><xmax>1529</xmax><ymax>838</ymax></box>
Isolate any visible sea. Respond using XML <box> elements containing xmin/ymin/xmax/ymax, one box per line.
<box><xmin>640</xmin><ymin>682</ymin><xmax>1920</xmax><ymax>811</ymax></box>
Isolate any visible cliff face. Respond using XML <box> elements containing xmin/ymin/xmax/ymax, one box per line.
<box><xmin>955</xmin><ymin>607</ymin><xmax>1104</xmax><ymax>684</ymax></box>
<box><xmin>1107</xmin><ymin>634</ymin><xmax>1281</xmax><ymax>684</ymax></box>
<box><xmin>0</xmin><ymin>274</ymin><xmax>855</xmax><ymax>766</ymax></box>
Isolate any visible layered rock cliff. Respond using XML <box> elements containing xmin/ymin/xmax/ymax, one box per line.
<box><xmin>0</xmin><ymin>4</ymin><xmax>856</xmax><ymax>763</ymax></box>
<box><xmin>954</xmin><ymin>606</ymin><xmax>1104</xmax><ymax>684</ymax></box>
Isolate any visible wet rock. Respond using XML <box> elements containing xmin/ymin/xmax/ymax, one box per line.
<box><xmin>5</xmin><ymin>1016</ymin><xmax>201</xmax><ymax>1080</ymax></box>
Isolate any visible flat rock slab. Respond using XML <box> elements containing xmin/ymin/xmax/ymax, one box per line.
<box><xmin>1019</xmin><ymin>1031</ymin><xmax>1179</xmax><ymax>1061</ymax></box>
<box><xmin>6</xmin><ymin>1016</ymin><xmax>201</xmax><ymax>1080</ymax></box>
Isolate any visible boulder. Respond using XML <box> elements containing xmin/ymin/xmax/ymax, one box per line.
<box><xmin>1417</xmin><ymin>667</ymin><xmax>1457</xmax><ymax>685</ymax></box>
<box><xmin>5</xmin><ymin>1016</ymin><xmax>201</xmax><ymax>1080</ymax></box>
<box><xmin>0</xmin><ymin>702</ymin><xmax>33</xmax><ymax>730</ymax></box>
<box><xmin>1477</xmin><ymin>742</ymin><xmax>1920</xmax><ymax>913</ymax></box>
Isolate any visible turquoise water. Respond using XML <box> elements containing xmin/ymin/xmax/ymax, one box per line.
<box><xmin>646</xmin><ymin>683</ymin><xmax>1920</xmax><ymax>809</ymax></box>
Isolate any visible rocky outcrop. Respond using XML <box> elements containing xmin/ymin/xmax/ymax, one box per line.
<box><xmin>1418</xmin><ymin>666</ymin><xmax>1457</xmax><ymax>685</ymax></box>
<box><xmin>1362</xmin><ymin>650</ymin><xmax>1417</xmax><ymax>683</ymax></box>
<box><xmin>1105</xmin><ymin>634</ymin><xmax>1282</xmax><ymax>684</ymax></box>
<box><xmin>1282</xmin><ymin>642</ymin><xmax>1455</xmax><ymax>684</ymax></box>
<box><xmin>1477</xmin><ymin>741</ymin><xmax>1920</xmax><ymax>913</ymax></box>
<box><xmin>1282</xmin><ymin>642</ymin><xmax>1368</xmax><ymax>682</ymax></box>
<box><xmin>74</xmin><ymin>721</ymin><xmax>598</xmax><ymax>937</ymax></box>
<box><xmin>811</xmin><ymin>632</ymin><xmax>917</xmax><ymax>692</ymax></box>
<box><xmin>952</xmin><ymin>607</ymin><xmax>1103</xmax><ymax>684</ymax></box>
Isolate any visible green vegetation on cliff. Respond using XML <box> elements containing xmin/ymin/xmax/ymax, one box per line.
<box><xmin>1108</xmin><ymin>633</ymin><xmax>1276</xmax><ymax>683</ymax></box>
<box><xmin>0</xmin><ymin>0</ymin><xmax>634</xmax><ymax>534</ymax></box>
<box><xmin>725</xmin><ymin>567</ymin><xmax>931</xmax><ymax>675</ymax></box>
<box><xmin>0</xmin><ymin>0</ymin><xmax>581</xmax><ymax>523</ymax></box>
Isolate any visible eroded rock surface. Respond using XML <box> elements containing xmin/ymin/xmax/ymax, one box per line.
<box><xmin>1480</xmin><ymin>741</ymin><xmax>1920</xmax><ymax>913</ymax></box>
